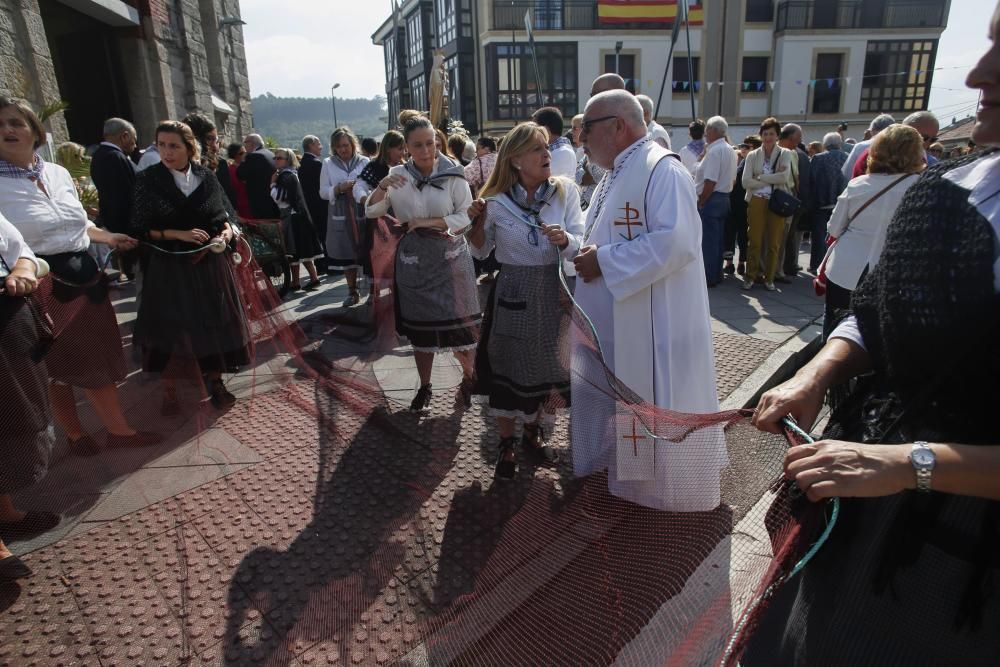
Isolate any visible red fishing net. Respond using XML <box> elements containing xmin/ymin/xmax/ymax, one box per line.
<box><xmin>0</xmin><ymin>218</ymin><xmax>833</xmax><ymax>666</ymax></box>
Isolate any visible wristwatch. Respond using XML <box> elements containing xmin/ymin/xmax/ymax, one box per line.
<box><xmin>910</xmin><ymin>441</ymin><xmax>936</xmax><ymax>492</ymax></box>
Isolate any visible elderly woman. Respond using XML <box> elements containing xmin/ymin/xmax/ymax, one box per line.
<box><xmin>132</xmin><ymin>120</ymin><xmax>251</xmax><ymax>413</ymax></box>
<box><xmin>741</xmin><ymin>117</ymin><xmax>795</xmax><ymax>291</ymax></box>
<box><xmin>820</xmin><ymin>125</ymin><xmax>923</xmax><ymax>337</ymax></box>
<box><xmin>0</xmin><ymin>96</ymin><xmax>159</xmax><ymax>455</ymax></box>
<box><xmin>744</xmin><ymin>9</ymin><xmax>1000</xmax><ymax>662</ymax></box>
<box><xmin>271</xmin><ymin>148</ymin><xmax>323</xmax><ymax>292</ymax></box>
<box><xmin>365</xmin><ymin>116</ymin><xmax>478</xmax><ymax>412</ymax></box>
<box><xmin>320</xmin><ymin>127</ymin><xmax>370</xmax><ymax>306</ymax></box>
<box><xmin>466</xmin><ymin>123</ymin><xmax>583</xmax><ymax>479</ymax></box>
<box><xmin>0</xmin><ymin>215</ymin><xmax>59</xmax><ymax>580</ymax></box>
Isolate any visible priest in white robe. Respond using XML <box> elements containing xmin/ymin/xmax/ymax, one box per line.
<box><xmin>571</xmin><ymin>91</ymin><xmax>725</xmax><ymax>511</ymax></box>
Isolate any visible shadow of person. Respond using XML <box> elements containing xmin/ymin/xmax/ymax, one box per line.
<box><xmin>221</xmin><ymin>381</ymin><xmax>462</xmax><ymax>666</ymax></box>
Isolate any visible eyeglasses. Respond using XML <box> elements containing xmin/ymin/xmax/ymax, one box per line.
<box><xmin>581</xmin><ymin>115</ymin><xmax>618</xmax><ymax>134</ymax></box>
<box><xmin>922</xmin><ymin>134</ymin><xmax>939</xmax><ymax>143</ymax></box>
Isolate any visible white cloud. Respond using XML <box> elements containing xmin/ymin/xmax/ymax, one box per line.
<box><xmin>241</xmin><ymin>0</ymin><xmax>391</xmax><ymax>99</ymax></box>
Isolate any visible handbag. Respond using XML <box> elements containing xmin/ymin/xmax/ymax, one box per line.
<box><xmin>813</xmin><ymin>173</ymin><xmax>913</xmax><ymax>297</ymax></box>
<box><xmin>764</xmin><ymin>149</ymin><xmax>801</xmax><ymax>217</ymax></box>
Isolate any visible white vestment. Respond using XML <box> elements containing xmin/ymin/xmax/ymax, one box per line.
<box><xmin>571</xmin><ymin>136</ymin><xmax>725</xmax><ymax>511</ymax></box>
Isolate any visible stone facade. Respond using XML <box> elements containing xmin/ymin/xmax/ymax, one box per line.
<box><xmin>0</xmin><ymin>0</ymin><xmax>252</xmax><ymax>149</ymax></box>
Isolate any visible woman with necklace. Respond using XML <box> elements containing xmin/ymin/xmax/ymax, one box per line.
<box><xmin>131</xmin><ymin>120</ymin><xmax>250</xmax><ymax>413</ymax></box>
<box><xmin>320</xmin><ymin>127</ymin><xmax>370</xmax><ymax>306</ymax></box>
<box><xmin>365</xmin><ymin>116</ymin><xmax>479</xmax><ymax>412</ymax></box>
<box><xmin>466</xmin><ymin>122</ymin><xmax>583</xmax><ymax>480</ymax></box>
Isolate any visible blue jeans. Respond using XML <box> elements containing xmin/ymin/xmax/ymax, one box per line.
<box><xmin>700</xmin><ymin>192</ymin><xmax>730</xmax><ymax>285</ymax></box>
<box><xmin>811</xmin><ymin>209</ymin><xmax>833</xmax><ymax>270</ymax></box>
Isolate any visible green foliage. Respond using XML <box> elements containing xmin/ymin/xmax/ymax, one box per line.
<box><xmin>38</xmin><ymin>100</ymin><xmax>70</xmax><ymax>123</ymax></box>
<box><xmin>251</xmin><ymin>94</ymin><xmax>388</xmax><ymax>149</ymax></box>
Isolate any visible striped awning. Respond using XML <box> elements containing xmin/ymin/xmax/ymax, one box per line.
<box><xmin>597</xmin><ymin>0</ymin><xmax>704</xmax><ymax>25</ymax></box>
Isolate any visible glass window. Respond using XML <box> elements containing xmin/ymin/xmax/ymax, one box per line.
<box><xmin>812</xmin><ymin>53</ymin><xmax>843</xmax><ymax>113</ymax></box>
<box><xmin>436</xmin><ymin>0</ymin><xmax>457</xmax><ymax>46</ymax></box>
<box><xmin>741</xmin><ymin>56</ymin><xmax>769</xmax><ymax>92</ymax></box>
<box><xmin>407</xmin><ymin>13</ymin><xmax>424</xmax><ymax>68</ymax></box>
<box><xmin>535</xmin><ymin>0</ymin><xmax>563</xmax><ymax>30</ymax></box>
<box><xmin>603</xmin><ymin>54</ymin><xmax>637</xmax><ymax>93</ymax></box>
<box><xmin>487</xmin><ymin>42</ymin><xmax>578</xmax><ymax>121</ymax></box>
<box><xmin>384</xmin><ymin>37</ymin><xmax>397</xmax><ymax>82</ymax></box>
<box><xmin>861</xmin><ymin>39</ymin><xmax>936</xmax><ymax>113</ymax></box>
<box><xmin>672</xmin><ymin>56</ymin><xmax>700</xmax><ymax>92</ymax></box>
<box><xmin>745</xmin><ymin>0</ymin><xmax>773</xmax><ymax>23</ymax></box>
<box><xmin>410</xmin><ymin>75</ymin><xmax>427</xmax><ymax>112</ymax></box>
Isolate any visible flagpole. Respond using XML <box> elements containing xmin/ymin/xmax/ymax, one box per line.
<box><xmin>654</xmin><ymin>3</ymin><xmax>685</xmax><ymax>119</ymax></box>
<box><xmin>524</xmin><ymin>9</ymin><xmax>545</xmax><ymax>107</ymax></box>
<box><xmin>683</xmin><ymin>1</ymin><xmax>696</xmax><ymax>122</ymax></box>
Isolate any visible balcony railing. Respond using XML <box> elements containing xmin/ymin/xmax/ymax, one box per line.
<box><xmin>493</xmin><ymin>0</ymin><xmax>673</xmax><ymax>31</ymax></box>
<box><xmin>775</xmin><ymin>0</ymin><xmax>947</xmax><ymax>31</ymax></box>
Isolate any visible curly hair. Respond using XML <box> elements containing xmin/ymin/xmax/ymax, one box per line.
<box><xmin>868</xmin><ymin>125</ymin><xmax>925</xmax><ymax>175</ymax></box>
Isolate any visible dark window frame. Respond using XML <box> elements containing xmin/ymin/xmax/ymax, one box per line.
<box><xmin>741</xmin><ymin>56</ymin><xmax>769</xmax><ymax>93</ymax></box>
<box><xmin>486</xmin><ymin>42</ymin><xmax>578</xmax><ymax>121</ymax></box>
<box><xmin>436</xmin><ymin>0</ymin><xmax>457</xmax><ymax>46</ymax></box>
<box><xmin>860</xmin><ymin>39</ymin><xmax>936</xmax><ymax>114</ymax></box>
<box><xmin>812</xmin><ymin>53</ymin><xmax>844</xmax><ymax>113</ymax></box>
<box><xmin>672</xmin><ymin>56</ymin><xmax>701</xmax><ymax>93</ymax></box>
<box><xmin>406</xmin><ymin>12</ymin><xmax>424</xmax><ymax>68</ymax></box>
<box><xmin>410</xmin><ymin>74</ymin><xmax>427</xmax><ymax>112</ymax></box>
<box><xmin>745</xmin><ymin>0</ymin><xmax>774</xmax><ymax>23</ymax></box>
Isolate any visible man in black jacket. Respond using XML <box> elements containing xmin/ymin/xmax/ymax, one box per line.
<box><xmin>298</xmin><ymin>134</ymin><xmax>328</xmax><ymax>271</ymax></box>
<box><xmin>777</xmin><ymin>123</ymin><xmax>812</xmax><ymax>281</ymax></box>
<box><xmin>237</xmin><ymin>133</ymin><xmax>279</xmax><ymax>219</ymax></box>
<box><xmin>91</xmin><ymin>117</ymin><xmax>138</xmax><ymax>279</ymax></box>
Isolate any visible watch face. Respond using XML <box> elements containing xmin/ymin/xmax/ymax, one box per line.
<box><xmin>912</xmin><ymin>448</ymin><xmax>935</xmax><ymax>467</ymax></box>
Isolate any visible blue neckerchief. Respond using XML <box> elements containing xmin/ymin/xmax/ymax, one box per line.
<box><xmin>548</xmin><ymin>136</ymin><xmax>572</xmax><ymax>152</ymax></box>
<box><xmin>686</xmin><ymin>138</ymin><xmax>706</xmax><ymax>156</ymax></box>
<box><xmin>0</xmin><ymin>154</ymin><xmax>44</xmax><ymax>180</ymax></box>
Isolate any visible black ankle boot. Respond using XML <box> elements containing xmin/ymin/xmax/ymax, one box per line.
<box><xmin>410</xmin><ymin>384</ymin><xmax>432</xmax><ymax>412</ymax></box>
<box><xmin>495</xmin><ymin>436</ymin><xmax>517</xmax><ymax>480</ymax></box>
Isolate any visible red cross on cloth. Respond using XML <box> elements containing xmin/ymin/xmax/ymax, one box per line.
<box><xmin>622</xmin><ymin>418</ymin><xmax>647</xmax><ymax>456</ymax></box>
<box><xmin>613</xmin><ymin>202</ymin><xmax>644</xmax><ymax>241</ymax></box>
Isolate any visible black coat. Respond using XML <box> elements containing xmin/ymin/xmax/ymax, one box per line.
<box><xmin>236</xmin><ymin>148</ymin><xmax>279</xmax><ymax>219</ymax></box>
<box><xmin>131</xmin><ymin>162</ymin><xmax>230</xmax><ymax>251</ymax></box>
<box><xmin>90</xmin><ymin>143</ymin><xmax>137</xmax><ymax>234</ymax></box>
<box><xmin>297</xmin><ymin>152</ymin><xmax>327</xmax><ymax>230</ymax></box>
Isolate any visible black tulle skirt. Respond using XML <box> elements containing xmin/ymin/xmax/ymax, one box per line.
<box><xmin>134</xmin><ymin>250</ymin><xmax>252</xmax><ymax>373</ymax></box>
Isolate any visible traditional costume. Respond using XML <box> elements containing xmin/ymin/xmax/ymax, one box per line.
<box><xmin>364</xmin><ymin>154</ymin><xmax>479</xmax><ymax>351</ymax></box>
<box><xmin>320</xmin><ymin>154</ymin><xmax>369</xmax><ymax>271</ymax></box>
<box><xmin>571</xmin><ymin>136</ymin><xmax>724</xmax><ymax>511</ymax></box>
<box><xmin>472</xmin><ymin>179</ymin><xmax>583</xmax><ymax>419</ymax></box>
<box><xmin>131</xmin><ymin>162</ymin><xmax>251</xmax><ymax>374</ymax></box>
<box><xmin>271</xmin><ymin>167</ymin><xmax>323</xmax><ymax>265</ymax></box>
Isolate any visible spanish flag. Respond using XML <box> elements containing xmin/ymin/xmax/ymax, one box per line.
<box><xmin>598</xmin><ymin>0</ymin><xmax>705</xmax><ymax>26</ymax></box>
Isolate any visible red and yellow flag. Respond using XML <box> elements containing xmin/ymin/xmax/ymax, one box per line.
<box><xmin>598</xmin><ymin>0</ymin><xmax>705</xmax><ymax>25</ymax></box>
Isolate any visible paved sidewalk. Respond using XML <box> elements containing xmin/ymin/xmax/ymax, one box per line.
<box><xmin>1</xmin><ymin>250</ymin><xmax>823</xmax><ymax>666</ymax></box>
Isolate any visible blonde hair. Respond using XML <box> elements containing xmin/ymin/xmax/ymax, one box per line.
<box><xmin>329</xmin><ymin>127</ymin><xmax>359</xmax><ymax>158</ymax></box>
<box><xmin>867</xmin><ymin>124</ymin><xmax>925</xmax><ymax>175</ymax></box>
<box><xmin>273</xmin><ymin>147</ymin><xmax>300</xmax><ymax>168</ymax></box>
<box><xmin>397</xmin><ymin>109</ymin><xmax>424</xmax><ymax>128</ymax></box>
<box><xmin>479</xmin><ymin>122</ymin><xmax>565</xmax><ymax>200</ymax></box>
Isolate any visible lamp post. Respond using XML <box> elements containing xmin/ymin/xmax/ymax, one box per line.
<box><xmin>219</xmin><ymin>17</ymin><xmax>247</xmax><ymax>137</ymax></box>
<box><xmin>331</xmin><ymin>83</ymin><xmax>341</xmax><ymax>129</ymax></box>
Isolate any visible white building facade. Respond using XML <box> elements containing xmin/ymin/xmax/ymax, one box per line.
<box><xmin>375</xmin><ymin>0</ymin><xmax>951</xmax><ymax>142</ymax></box>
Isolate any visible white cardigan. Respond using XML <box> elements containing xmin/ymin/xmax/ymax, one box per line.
<box><xmin>741</xmin><ymin>145</ymin><xmax>795</xmax><ymax>203</ymax></box>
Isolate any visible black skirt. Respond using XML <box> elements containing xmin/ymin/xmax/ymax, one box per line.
<box><xmin>0</xmin><ymin>296</ymin><xmax>54</xmax><ymax>494</ymax></box>
<box><xmin>281</xmin><ymin>208</ymin><xmax>324</xmax><ymax>263</ymax></box>
<box><xmin>134</xmin><ymin>249</ymin><xmax>252</xmax><ymax>373</ymax></box>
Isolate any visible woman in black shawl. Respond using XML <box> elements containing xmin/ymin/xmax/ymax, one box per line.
<box><xmin>271</xmin><ymin>147</ymin><xmax>323</xmax><ymax>293</ymax></box>
<box><xmin>132</xmin><ymin>121</ymin><xmax>251</xmax><ymax>414</ymax></box>
<box><xmin>746</xmin><ymin>11</ymin><xmax>1000</xmax><ymax>664</ymax></box>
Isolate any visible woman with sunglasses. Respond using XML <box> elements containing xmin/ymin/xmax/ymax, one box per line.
<box><xmin>466</xmin><ymin>122</ymin><xmax>583</xmax><ymax>480</ymax></box>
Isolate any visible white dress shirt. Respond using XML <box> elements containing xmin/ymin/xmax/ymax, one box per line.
<box><xmin>170</xmin><ymin>164</ymin><xmax>203</xmax><ymax>198</ymax></box>
<box><xmin>471</xmin><ymin>180</ymin><xmax>584</xmax><ymax>265</ymax></box>
<box><xmin>695</xmin><ymin>138</ymin><xmax>738</xmax><ymax>196</ymax></box>
<box><xmin>0</xmin><ymin>212</ymin><xmax>39</xmax><ymax>275</ymax></box>
<box><xmin>365</xmin><ymin>163</ymin><xmax>472</xmax><ymax>234</ymax></box>
<box><xmin>549</xmin><ymin>142</ymin><xmax>578</xmax><ymax>180</ymax></box>
<box><xmin>648</xmin><ymin>120</ymin><xmax>672</xmax><ymax>150</ymax></box>
<box><xmin>137</xmin><ymin>146</ymin><xmax>161</xmax><ymax>172</ymax></box>
<box><xmin>841</xmin><ymin>138</ymin><xmax>873</xmax><ymax>180</ymax></box>
<box><xmin>0</xmin><ymin>162</ymin><xmax>94</xmax><ymax>255</ymax></box>
<box><xmin>319</xmin><ymin>155</ymin><xmax>370</xmax><ymax>202</ymax></box>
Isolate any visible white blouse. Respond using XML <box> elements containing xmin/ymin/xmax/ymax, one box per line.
<box><xmin>0</xmin><ymin>211</ymin><xmax>38</xmax><ymax>275</ymax></box>
<box><xmin>471</xmin><ymin>181</ymin><xmax>584</xmax><ymax>265</ymax></box>
<box><xmin>365</xmin><ymin>164</ymin><xmax>473</xmax><ymax>234</ymax></box>
<box><xmin>0</xmin><ymin>162</ymin><xmax>94</xmax><ymax>255</ymax></box>
<box><xmin>319</xmin><ymin>155</ymin><xmax>369</xmax><ymax>203</ymax></box>
<box><xmin>171</xmin><ymin>165</ymin><xmax>203</xmax><ymax>197</ymax></box>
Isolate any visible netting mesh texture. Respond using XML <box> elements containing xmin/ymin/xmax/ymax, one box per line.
<box><xmin>0</xmin><ymin>223</ymin><xmax>833</xmax><ymax>666</ymax></box>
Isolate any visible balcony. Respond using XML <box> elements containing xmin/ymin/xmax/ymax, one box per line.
<box><xmin>775</xmin><ymin>0</ymin><xmax>947</xmax><ymax>32</ymax></box>
<box><xmin>492</xmin><ymin>0</ymin><xmax>672</xmax><ymax>31</ymax></box>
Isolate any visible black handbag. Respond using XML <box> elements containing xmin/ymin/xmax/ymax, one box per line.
<box><xmin>768</xmin><ymin>187</ymin><xmax>802</xmax><ymax>217</ymax></box>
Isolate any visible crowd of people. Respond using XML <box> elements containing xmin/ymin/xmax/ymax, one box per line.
<box><xmin>3</xmin><ymin>7</ymin><xmax>1000</xmax><ymax>661</ymax></box>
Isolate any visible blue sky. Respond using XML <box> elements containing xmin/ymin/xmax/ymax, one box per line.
<box><xmin>242</xmin><ymin>0</ymin><xmax>990</xmax><ymax>124</ymax></box>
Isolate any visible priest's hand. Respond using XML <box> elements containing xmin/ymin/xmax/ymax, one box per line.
<box><xmin>541</xmin><ymin>224</ymin><xmax>568</xmax><ymax>249</ymax></box>
<box><xmin>785</xmin><ymin>440</ymin><xmax>911</xmax><ymax>502</ymax></box>
<box><xmin>573</xmin><ymin>245</ymin><xmax>602</xmax><ymax>282</ymax></box>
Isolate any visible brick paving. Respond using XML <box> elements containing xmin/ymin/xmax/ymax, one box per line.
<box><xmin>1</xmin><ymin>254</ymin><xmax>823</xmax><ymax>667</ymax></box>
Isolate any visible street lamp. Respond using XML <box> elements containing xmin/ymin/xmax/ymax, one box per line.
<box><xmin>219</xmin><ymin>17</ymin><xmax>247</xmax><ymax>137</ymax></box>
<box><xmin>331</xmin><ymin>83</ymin><xmax>341</xmax><ymax>129</ymax></box>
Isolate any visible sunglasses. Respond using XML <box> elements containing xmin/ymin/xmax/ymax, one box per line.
<box><xmin>922</xmin><ymin>134</ymin><xmax>939</xmax><ymax>143</ymax></box>
<box><xmin>581</xmin><ymin>115</ymin><xmax>618</xmax><ymax>134</ymax></box>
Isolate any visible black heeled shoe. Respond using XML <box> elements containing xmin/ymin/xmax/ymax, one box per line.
<box><xmin>210</xmin><ymin>380</ymin><xmax>236</xmax><ymax>409</ymax></box>
<box><xmin>495</xmin><ymin>437</ymin><xmax>517</xmax><ymax>480</ymax></box>
<box><xmin>455</xmin><ymin>376</ymin><xmax>474</xmax><ymax>409</ymax></box>
<box><xmin>521</xmin><ymin>424</ymin><xmax>560</xmax><ymax>465</ymax></box>
<box><xmin>410</xmin><ymin>384</ymin><xmax>432</xmax><ymax>412</ymax></box>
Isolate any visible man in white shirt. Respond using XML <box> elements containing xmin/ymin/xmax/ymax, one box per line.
<box><xmin>841</xmin><ymin>113</ymin><xmax>895</xmax><ymax>179</ymax></box>
<box><xmin>571</xmin><ymin>90</ymin><xmax>722</xmax><ymax>511</ymax></box>
<box><xmin>635</xmin><ymin>94</ymin><xmax>672</xmax><ymax>150</ymax></box>
<box><xmin>532</xmin><ymin>107</ymin><xmax>577</xmax><ymax>179</ymax></box>
<box><xmin>695</xmin><ymin>116</ymin><xmax>738</xmax><ymax>286</ymax></box>
<box><xmin>677</xmin><ymin>119</ymin><xmax>706</xmax><ymax>176</ymax></box>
